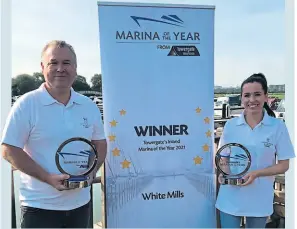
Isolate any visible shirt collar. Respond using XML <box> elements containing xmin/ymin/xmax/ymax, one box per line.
<box><xmin>236</xmin><ymin>109</ymin><xmax>273</xmax><ymax>126</ymax></box>
<box><xmin>38</xmin><ymin>83</ymin><xmax>85</xmax><ymax>106</ymax></box>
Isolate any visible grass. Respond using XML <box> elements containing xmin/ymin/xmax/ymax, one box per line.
<box><xmin>269</xmin><ymin>93</ymin><xmax>285</xmax><ymax>99</ymax></box>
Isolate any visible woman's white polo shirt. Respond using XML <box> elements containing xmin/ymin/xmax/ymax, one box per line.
<box><xmin>215</xmin><ymin>111</ymin><xmax>295</xmax><ymax>217</ymax></box>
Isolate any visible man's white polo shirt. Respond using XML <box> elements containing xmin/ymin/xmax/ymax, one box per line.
<box><xmin>215</xmin><ymin>111</ymin><xmax>295</xmax><ymax>217</ymax></box>
<box><xmin>1</xmin><ymin>84</ymin><xmax>105</xmax><ymax>210</ymax></box>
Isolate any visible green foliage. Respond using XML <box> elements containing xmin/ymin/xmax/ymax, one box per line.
<box><xmin>12</xmin><ymin>73</ymin><xmax>102</xmax><ymax>96</ymax></box>
<box><xmin>269</xmin><ymin>93</ymin><xmax>285</xmax><ymax>100</ymax></box>
<box><xmin>91</xmin><ymin>74</ymin><xmax>102</xmax><ymax>92</ymax></box>
<box><xmin>72</xmin><ymin>75</ymin><xmax>91</xmax><ymax>91</ymax></box>
<box><xmin>12</xmin><ymin>74</ymin><xmax>39</xmax><ymax>96</ymax></box>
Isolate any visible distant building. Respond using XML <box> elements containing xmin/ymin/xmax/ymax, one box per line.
<box><xmin>215</xmin><ymin>84</ymin><xmax>285</xmax><ymax>94</ymax></box>
<box><xmin>269</xmin><ymin>85</ymin><xmax>285</xmax><ymax>93</ymax></box>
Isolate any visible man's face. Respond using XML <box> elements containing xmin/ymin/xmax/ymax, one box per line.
<box><xmin>41</xmin><ymin>46</ymin><xmax>77</xmax><ymax>89</ymax></box>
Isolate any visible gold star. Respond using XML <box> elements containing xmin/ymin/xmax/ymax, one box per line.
<box><xmin>202</xmin><ymin>144</ymin><xmax>209</xmax><ymax>152</ymax></box>
<box><xmin>110</xmin><ymin>120</ymin><xmax>118</xmax><ymax>127</ymax></box>
<box><xmin>206</xmin><ymin>130</ymin><xmax>212</xmax><ymax>138</ymax></box>
<box><xmin>112</xmin><ymin>148</ymin><xmax>120</xmax><ymax>156</ymax></box>
<box><xmin>119</xmin><ymin>109</ymin><xmax>126</xmax><ymax>116</ymax></box>
<box><xmin>193</xmin><ymin>156</ymin><xmax>203</xmax><ymax>165</ymax></box>
<box><xmin>204</xmin><ymin>117</ymin><xmax>210</xmax><ymax>124</ymax></box>
<box><xmin>108</xmin><ymin>135</ymin><xmax>116</xmax><ymax>142</ymax></box>
<box><xmin>121</xmin><ymin>159</ymin><xmax>131</xmax><ymax>168</ymax></box>
<box><xmin>195</xmin><ymin>107</ymin><xmax>201</xmax><ymax>114</ymax></box>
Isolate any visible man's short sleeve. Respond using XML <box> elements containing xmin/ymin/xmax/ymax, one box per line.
<box><xmin>1</xmin><ymin>98</ymin><xmax>31</xmax><ymax>149</ymax></box>
<box><xmin>91</xmin><ymin>105</ymin><xmax>105</xmax><ymax>140</ymax></box>
<box><xmin>275</xmin><ymin>120</ymin><xmax>295</xmax><ymax>160</ymax></box>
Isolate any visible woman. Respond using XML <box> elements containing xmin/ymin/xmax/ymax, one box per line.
<box><xmin>215</xmin><ymin>73</ymin><xmax>295</xmax><ymax>228</ymax></box>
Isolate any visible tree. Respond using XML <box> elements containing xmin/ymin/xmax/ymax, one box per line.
<box><xmin>32</xmin><ymin>72</ymin><xmax>45</xmax><ymax>87</ymax></box>
<box><xmin>12</xmin><ymin>78</ymin><xmax>20</xmax><ymax>96</ymax></box>
<box><xmin>72</xmin><ymin>75</ymin><xmax>91</xmax><ymax>91</ymax></box>
<box><xmin>13</xmin><ymin>74</ymin><xmax>38</xmax><ymax>95</ymax></box>
<box><xmin>90</xmin><ymin>74</ymin><xmax>102</xmax><ymax>92</ymax></box>
<box><xmin>11</xmin><ymin>73</ymin><xmax>97</xmax><ymax>96</ymax></box>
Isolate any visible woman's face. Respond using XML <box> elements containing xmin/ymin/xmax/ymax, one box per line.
<box><xmin>241</xmin><ymin>82</ymin><xmax>268</xmax><ymax>115</ymax></box>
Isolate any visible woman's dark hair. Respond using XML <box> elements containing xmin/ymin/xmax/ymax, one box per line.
<box><xmin>240</xmin><ymin>73</ymin><xmax>276</xmax><ymax>118</ymax></box>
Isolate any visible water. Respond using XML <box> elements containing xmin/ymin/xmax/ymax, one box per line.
<box><xmin>13</xmin><ymin>171</ymin><xmax>102</xmax><ymax>228</ymax></box>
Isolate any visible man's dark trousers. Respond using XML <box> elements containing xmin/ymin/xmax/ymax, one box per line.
<box><xmin>20</xmin><ymin>201</ymin><xmax>91</xmax><ymax>228</ymax></box>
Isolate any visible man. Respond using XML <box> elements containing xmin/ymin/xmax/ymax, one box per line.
<box><xmin>1</xmin><ymin>40</ymin><xmax>107</xmax><ymax>228</ymax></box>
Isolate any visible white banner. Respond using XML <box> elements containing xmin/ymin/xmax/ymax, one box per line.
<box><xmin>98</xmin><ymin>2</ymin><xmax>216</xmax><ymax>228</ymax></box>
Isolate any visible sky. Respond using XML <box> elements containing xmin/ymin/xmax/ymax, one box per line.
<box><xmin>12</xmin><ymin>0</ymin><xmax>285</xmax><ymax>87</ymax></box>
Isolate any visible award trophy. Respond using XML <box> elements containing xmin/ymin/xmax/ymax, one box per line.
<box><xmin>55</xmin><ymin>137</ymin><xmax>98</xmax><ymax>189</ymax></box>
<box><xmin>215</xmin><ymin>143</ymin><xmax>251</xmax><ymax>185</ymax></box>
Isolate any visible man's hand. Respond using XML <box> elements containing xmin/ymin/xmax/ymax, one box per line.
<box><xmin>240</xmin><ymin>171</ymin><xmax>259</xmax><ymax>186</ymax></box>
<box><xmin>92</xmin><ymin>176</ymin><xmax>102</xmax><ymax>184</ymax></box>
<box><xmin>45</xmin><ymin>174</ymin><xmax>71</xmax><ymax>191</ymax></box>
<box><xmin>86</xmin><ymin>169</ymin><xmax>98</xmax><ymax>186</ymax></box>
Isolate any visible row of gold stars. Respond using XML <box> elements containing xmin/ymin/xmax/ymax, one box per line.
<box><xmin>108</xmin><ymin>108</ymin><xmax>126</xmax><ymax>147</ymax></box>
<box><xmin>111</xmin><ymin>147</ymin><xmax>131</xmax><ymax>168</ymax></box>
<box><xmin>109</xmin><ymin>109</ymin><xmax>126</xmax><ymax>127</ymax></box>
<box><xmin>196</xmin><ymin>107</ymin><xmax>211</xmax><ymax>138</ymax></box>
<box><xmin>193</xmin><ymin>144</ymin><xmax>210</xmax><ymax>165</ymax></box>
<box><xmin>194</xmin><ymin>106</ymin><xmax>211</xmax><ymax>165</ymax></box>
<box><xmin>108</xmin><ymin>109</ymin><xmax>131</xmax><ymax>169</ymax></box>
<box><xmin>196</xmin><ymin>107</ymin><xmax>210</xmax><ymax>123</ymax></box>
<box><xmin>109</xmin><ymin>107</ymin><xmax>211</xmax><ymax>167</ymax></box>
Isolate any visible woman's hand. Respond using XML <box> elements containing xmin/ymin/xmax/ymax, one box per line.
<box><xmin>240</xmin><ymin>171</ymin><xmax>259</xmax><ymax>186</ymax></box>
<box><xmin>240</xmin><ymin>160</ymin><xmax>290</xmax><ymax>186</ymax></box>
<box><xmin>218</xmin><ymin>173</ymin><xmax>225</xmax><ymax>184</ymax></box>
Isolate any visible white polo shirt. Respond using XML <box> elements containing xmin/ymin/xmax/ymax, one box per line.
<box><xmin>1</xmin><ymin>83</ymin><xmax>105</xmax><ymax>210</ymax></box>
<box><xmin>215</xmin><ymin>111</ymin><xmax>295</xmax><ymax>217</ymax></box>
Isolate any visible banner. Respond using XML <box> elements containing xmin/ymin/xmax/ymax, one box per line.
<box><xmin>98</xmin><ymin>2</ymin><xmax>216</xmax><ymax>228</ymax></box>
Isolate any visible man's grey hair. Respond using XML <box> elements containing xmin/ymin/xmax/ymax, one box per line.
<box><xmin>41</xmin><ymin>40</ymin><xmax>77</xmax><ymax>64</ymax></box>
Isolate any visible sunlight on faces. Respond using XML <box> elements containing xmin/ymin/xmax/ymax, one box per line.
<box><xmin>241</xmin><ymin>82</ymin><xmax>268</xmax><ymax>115</ymax></box>
<box><xmin>41</xmin><ymin>46</ymin><xmax>77</xmax><ymax>89</ymax></box>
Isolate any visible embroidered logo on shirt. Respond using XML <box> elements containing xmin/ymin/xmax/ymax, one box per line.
<box><xmin>81</xmin><ymin>117</ymin><xmax>91</xmax><ymax>128</ymax></box>
<box><xmin>262</xmin><ymin>138</ymin><xmax>273</xmax><ymax>148</ymax></box>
